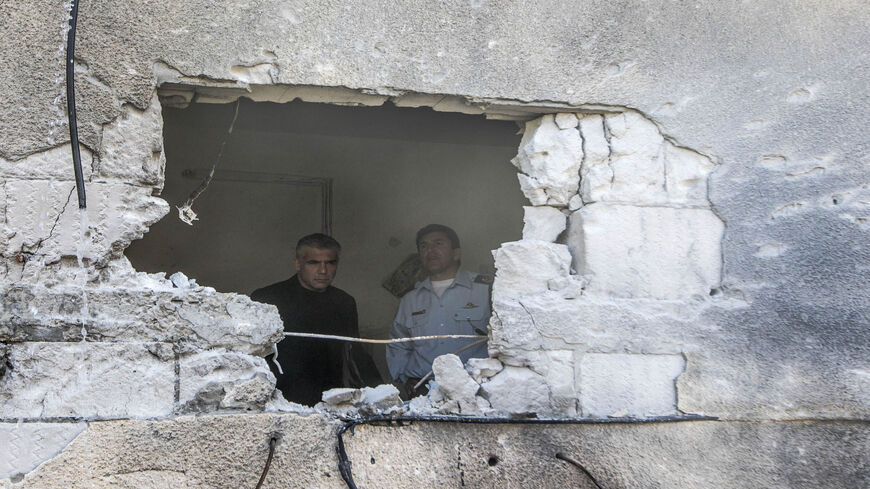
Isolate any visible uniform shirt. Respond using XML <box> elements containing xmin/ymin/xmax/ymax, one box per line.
<box><xmin>387</xmin><ymin>269</ymin><xmax>490</xmax><ymax>383</ymax></box>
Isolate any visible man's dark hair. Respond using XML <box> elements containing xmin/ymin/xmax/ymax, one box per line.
<box><xmin>296</xmin><ymin>233</ymin><xmax>341</xmax><ymax>257</ymax></box>
<box><xmin>416</xmin><ymin>224</ymin><xmax>460</xmax><ymax>249</ymax></box>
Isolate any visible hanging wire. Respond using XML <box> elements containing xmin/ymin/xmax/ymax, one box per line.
<box><xmin>254</xmin><ymin>436</ymin><xmax>278</xmax><ymax>489</ymax></box>
<box><xmin>66</xmin><ymin>0</ymin><xmax>86</xmax><ymax>209</ymax></box>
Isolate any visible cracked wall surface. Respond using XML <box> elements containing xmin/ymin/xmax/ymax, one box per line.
<box><xmin>0</xmin><ymin>0</ymin><xmax>868</xmax><ymax>486</ymax></box>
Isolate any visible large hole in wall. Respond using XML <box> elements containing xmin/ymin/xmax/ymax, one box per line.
<box><xmin>125</xmin><ymin>96</ymin><xmax>525</xmax><ymax>381</ymax></box>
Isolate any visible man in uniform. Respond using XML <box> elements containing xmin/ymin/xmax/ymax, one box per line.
<box><xmin>252</xmin><ymin>233</ymin><xmax>379</xmax><ymax>405</ymax></box>
<box><xmin>386</xmin><ymin>224</ymin><xmax>490</xmax><ymax>397</ymax></box>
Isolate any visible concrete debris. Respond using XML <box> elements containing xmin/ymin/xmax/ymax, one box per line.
<box><xmin>521</xmin><ymin>206</ymin><xmax>566</xmax><ymax>242</ymax></box>
<box><xmin>466</xmin><ymin>357</ymin><xmax>504</xmax><ymax>383</ymax></box>
<box><xmin>168</xmin><ymin>271</ymin><xmax>196</xmax><ymax>289</ymax></box>
<box><xmin>511</xmin><ymin>114</ymin><xmax>583</xmax><ymax>207</ymax></box>
<box><xmin>178</xmin><ymin>349</ymin><xmax>275</xmax><ymax>413</ymax></box>
<box><xmin>322</xmin><ymin>387</ymin><xmax>364</xmax><ymax>405</ymax></box>
<box><xmin>315</xmin><ymin>384</ymin><xmax>403</xmax><ymax>417</ymax></box>
<box><xmin>432</xmin><ymin>354</ymin><xmax>481</xmax><ymax>415</ymax></box>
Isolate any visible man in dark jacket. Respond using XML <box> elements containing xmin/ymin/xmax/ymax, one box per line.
<box><xmin>251</xmin><ymin>233</ymin><xmax>379</xmax><ymax>405</ymax></box>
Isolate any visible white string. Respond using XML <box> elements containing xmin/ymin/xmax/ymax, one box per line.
<box><xmin>281</xmin><ymin>332</ymin><xmax>486</xmax><ymax>344</ymax></box>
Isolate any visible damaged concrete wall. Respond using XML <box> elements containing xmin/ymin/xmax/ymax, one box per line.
<box><xmin>1</xmin><ymin>0</ymin><xmax>868</xmax><ymax>486</ymax></box>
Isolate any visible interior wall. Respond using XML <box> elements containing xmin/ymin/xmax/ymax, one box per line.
<box><xmin>126</xmin><ymin>98</ymin><xmax>525</xmax><ymax>338</ymax></box>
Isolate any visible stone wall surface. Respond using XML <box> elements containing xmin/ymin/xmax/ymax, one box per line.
<box><xmin>1</xmin><ymin>414</ymin><xmax>868</xmax><ymax>488</ymax></box>
<box><xmin>0</xmin><ymin>0</ymin><xmax>868</xmax><ymax>486</ymax></box>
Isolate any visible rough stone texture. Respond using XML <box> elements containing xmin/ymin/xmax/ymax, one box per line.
<box><xmin>1</xmin><ymin>414</ymin><xmax>345</xmax><ymax>489</ymax></box>
<box><xmin>481</xmin><ymin>366</ymin><xmax>550</xmax><ymax>416</ymax></box>
<box><xmin>0</xmin><ymin>279</ymin><xmax>284</xmax><ymax>356</ymax></box>
<box><xmin>95</xmin><ymin>93</ymin><xmax>165</xmax><ymax>188</ymax></box>
<box><xmin>580</xmin><ymin>353</ymin><xmax>685</xmax><ymax>417</ymax></box>
<box><xmin>567</xmin><ymin>204</ymin><xmax>725</xmax><ymax>299</ymax></box>
<box><xmin>0</xmin><ymin>423</ymin><xmax>86</xmax><ymax>480</ymax></box>
<box><xmin>466</xmin><ymin>357</ymin><xmax>503</xmax><ymax>383</ymax></box>
<box><xmin>3</xmin><ymin>179</ymin><xmax>168</xmax><ymax>267</ymax></box>
<box><xmin>346</xmin><ymin>419</ymin><xmax>870</xmax><ymax>489</ymax></box>
<box><xmin>578</xmin><ymin>112</ymin><xmax>715</xmax><ymax>206</ymax></box>
<box><xmin>521</xmin><ymin>205</ymin><xmax>566</xmax><ymax>242</ymax></box>
<box><xmin>432</xmin><ymin>354</ymin><xmax>481</xmax><ymax>415</ymax></box>
<box><xmin>0</xmin><ymin>0</ymin><xmax>868</xmax><ymax>484</ymax></box>
<box><xmin>492</xmin><ymin>240</ymin><xmax>571</xmax><ymax>298</ymax></box>
<box><xmin>0</xmin><ymin>342</ymin><xmax>175</xmax><ymax>419</ymax></box>
<box><xmin>511</xmin><ymin>114</ymin><xmax>583</xmax><ymax>206</ymax></box>
<box><xmin>322</xmin><ymin>387</ymin><xmax>364</xmax><ymax>405</ymax></box>
<box><xmin>178</xmin><ymin>349</ymin><xmax>275</xmax><ymax>412</ymax></box>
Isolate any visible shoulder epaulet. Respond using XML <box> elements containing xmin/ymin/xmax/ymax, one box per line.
<box><xmin>473</xmin><ymin>274</ymin><xmax>494</xmax><ymax>285</ymax></box>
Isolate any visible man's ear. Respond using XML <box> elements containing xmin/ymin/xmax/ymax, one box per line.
<box><xmin>453</xmin><ymin>247</ymin><xmax>462</xmax><ymax>262</ymax></box>
<box><xmin>293</xmin><ymin>256</ymin><xmax>301</xmax><ymax>272</ymax></box>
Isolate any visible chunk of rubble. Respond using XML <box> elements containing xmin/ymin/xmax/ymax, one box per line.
<box><xmin>511</xmin><ymin>114</ymin><xmax>583</xmax><ymax>207</ymax></box>
<box><xmin>522</xmin><ymin>206</ymin><xmax>567</xmax><ymax>242</ymax></box>
<box><xmin>433</xmin><ymin>354</ymin><xmax>482</xmax><ymax>415</ymax></box>
<box><xmin>322</xmin><ymin>387</ymin><xmax>364</xmax><ymax>405</ymax></box>
<box><xmin>466</xmin><ymin>357</ymin><xmax>504</xmax><ymax>383</ymax></box>
<box><xmin>316</xmin><ymin>384</ymin><xmax>403</xmax><ymax>417</ymax></box>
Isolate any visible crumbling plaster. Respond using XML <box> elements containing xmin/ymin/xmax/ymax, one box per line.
<box><xmin>1</xmin><ymin>0</ymin><xmax>869</xmax><ymax>486</ymax></box>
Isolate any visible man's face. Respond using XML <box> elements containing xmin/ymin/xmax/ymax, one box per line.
<box><xmin>294</xmin><ymin>246</ymin><xmax>339</xmax><ymax>292</ymax></box>
<box><xmin>418</xmin><ymin>231</ymin><xmax>461</xmax><ymax>279</ymax></box>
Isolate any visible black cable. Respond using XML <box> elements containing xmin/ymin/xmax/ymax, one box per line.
<box><xmin>254</xmin><ymin>436</ymin><xmax>278</xmax><ymax>489</ymax></box>
<box><xmin>334</xmin><ymin>413</ymin><xmax>716</xmax><ymax>489</ymax></box>
<box><xmin>66</xmin><ymin>0</ymin><xmax>86</xmax><ymax>209</ymax></box>
<box><xmin>556</xmin><ymin>452</ymin><xmax>605</xmax><ymax>489</ymax></box>
<box><xmin>336</xmin><ymin>422</ymin><xmax>359</xmax><ymax>489</ymax></box>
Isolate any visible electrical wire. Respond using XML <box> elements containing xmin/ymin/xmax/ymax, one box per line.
<box><xmin>282</xmin><ymin>332</ymin><xmax>486</xmax><ymax>344</ymax></box>
<box><xmin>254</xmin><ymin>436</ymin><xmax>278</xmax><ymax>489</ymax></box>
<box><xmin>66</xmin><ymin>0</ymin><xmax>86</xmax><ymax>209</ymax></box>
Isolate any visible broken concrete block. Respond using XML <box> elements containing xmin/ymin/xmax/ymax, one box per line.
<box><xmin>220</xmin><ymin>372</ymin><xmax>275</xmax><ymax>411</ymax></box>
<box><xmin>359</xmin><ymin>384</ymin><xmax>403</xmax><ymax>414</ymax></box>
<box><xmin>487</xmin><ymin>298</ymin><xmax>543</xmax><ymax>353</ymax></box>
<box><xmin>178</xmin><ymin>349</ymin><xmax>275</xmax><ymax>412</ymax></box>
<box><xmin>96</xmin><ymin>93</ymin><xmax>165</xmax><ymax>187</ymax></box>
<box><xmin>0</xmin><ymin>284</ymin><xmax>284</xmax><ymax>356</ymax></box>
<box><xmin>522</xmin><ymin>206</ymin><xmax>566</xmax><ymax>242</ymax></box>
<box><xmin>578</xmin><ymin>111</ymin><xmax>715</xmax><ymax>207</ymax></box>
<box><xmin>466</xmin><ymin>357</ymin><xmax>504</xmax><ymax>383</ymax></box>
<box><xmin>3</xmin><ymin>179</ymin><xmax>169</xmax><ymax>266</ymax></box>
<box><xmin>481</xmin><ymin>366</ymin><xmax>550</xmax><ymax>416</ymax></box>
<box><xmin>433</xmin><ymin>354</ymin><xmax>481</xmax><ymax>415</ymax></box>
<box><xmin>580</xmin><ymin>353</ymin><xmax>685</xmax><ymax>417</ymax></box>
<box><xmin>511</xmin><ymin>114</ymin><xmax>583</xmax><ymax>207</ymax></box>
<box><xmin>567</xmin><ymin>204</ymin><xmax>724</xmax><ymax>299</ymax></box>
<box><xmin>492</xmin><ymin>240</ymin><xmax>572</xmax><ymax>298</ymax></box>
<box><xmin>322</xmin><ymin>387</ymin><xmax>364</xmax><ymax>405</ymax></box>
<box><xmin>530</xmin><ymin>350</ymin><xmax>578</xmax><ymax>417</ymax></box>
<box><xmin>516</xmin><ymin>173</ymin><xmax>548</xmax><ymax>206</ymax></box>
<box><xmin>577</xmin><ymin>114</ymin><xmax>612</xmax><ymax>202</ymax></box>
<box><xmin>0</xmin><ymin>342</ymin><xmax>175</xmax><ymax>419</ymax></box>
<box><xmin>0</xmin><ymin>422</ymin><xmax>86</xmax><ymax>480</ymax></box>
